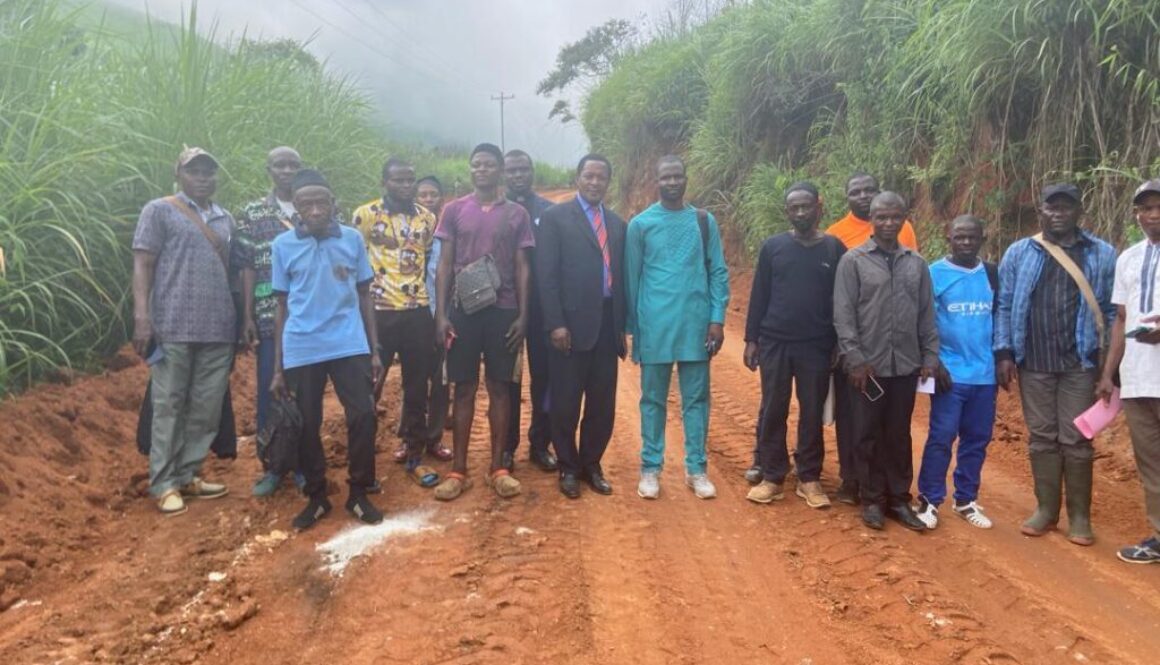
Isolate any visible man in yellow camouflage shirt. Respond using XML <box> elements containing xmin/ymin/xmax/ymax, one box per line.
<box><xmin>352</xmin><ymin>157</ymin><xmax>440</xmax><ymax>488</ymax></box>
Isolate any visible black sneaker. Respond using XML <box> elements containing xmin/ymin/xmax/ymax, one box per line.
<box><xmin>345</xmin><ymin>494</ymin><xmax>383</xmax><ymax>525</ymax></box>
<box><xmin>292</xmin><ymin>497</ymin><xmax>332</xmax><ymax>531</ymax></box>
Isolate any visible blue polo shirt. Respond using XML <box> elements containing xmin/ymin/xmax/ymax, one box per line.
<box><xmin>271</xmin><ymin>219</ymin><xmax>374</xmax><ymax>370</ymax></box>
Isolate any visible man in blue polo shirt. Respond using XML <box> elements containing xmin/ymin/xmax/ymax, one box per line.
<box><xmin>270</xmin><ymin>169</ymin><xmax>384</xmax><ymax>530</ymax></box>
<box><xmin>915</xmin><ymin>215</ymin><xmax>999</xmax><ymax>530</ymax></box>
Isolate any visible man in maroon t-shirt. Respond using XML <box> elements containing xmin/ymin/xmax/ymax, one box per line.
<box><xmin>433</xmin><ymin>143</ymin><xmax>535</xmax><ymax>501</ymax></box>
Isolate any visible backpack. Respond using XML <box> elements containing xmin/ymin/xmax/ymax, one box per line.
<box><xmin>257</xmin><ymin>398</ymin><xmax>303</xmax><ymax>476</ymax></box>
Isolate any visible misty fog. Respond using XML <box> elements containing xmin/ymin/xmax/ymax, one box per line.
<box><xmin>101</xmin><ymin>0</ymin><xmax>674</xmax><ymax>165</ymax></box>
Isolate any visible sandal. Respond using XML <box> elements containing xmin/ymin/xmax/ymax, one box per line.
<box><xmin>487</xmin><ymin>469</ymin><xmax>521</xmax><ymax>499</ymax></box>
<box><xmin>406</xmin><ymin>460</ymin><xmax>440</xmax><ymax>488</ymax></box>
<box><xmin>434</xmin><ymin>472</ymin><xmax>471</xmax><ymax>501</ymax></box>
<box><xmin>427</xmin><ymin>442</ymin><xmax>453</xmax><ymax>462</ymax></box>
<box><xmin>392</xmin><ymin>442</ymin><xmax>407</xmax><ymax>463</ymax></box>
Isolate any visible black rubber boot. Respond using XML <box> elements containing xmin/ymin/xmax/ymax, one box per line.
<box><xmin>1063</xmin><ymin>455</ymin><xmax>1095</xmax><ymax>546</ymax></box>
<box><xmin>1021</xmin><ymin>450</ymin><xmax>1063</xmax><ymax>536</ymax></box>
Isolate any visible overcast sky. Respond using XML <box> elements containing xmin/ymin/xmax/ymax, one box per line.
<box><xmin>103</xmin><ymin>0</ymin><xmax>673</xmax><ymax>165</ymax></box>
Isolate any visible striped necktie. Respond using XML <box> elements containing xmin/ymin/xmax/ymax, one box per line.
<box><xmin>593</xmin><ymin>207</ymin><xmax>612</xmax><ymax>292</ymax></box>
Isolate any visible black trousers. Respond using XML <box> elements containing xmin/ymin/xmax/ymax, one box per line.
<box><xmin>507</xmin><ymin>313</ymin><xmax>552</xmax><ymax>455</ymax></box>
<box><xmin>757</xmin><ymin>340</ymin><xmax>830</xmax><ymax>483</ymax></box>
<box><xmin>377</xmin><ymin>308</ymin><xmax>435</xmax><ymax>455</ymax></box>
<box><xmin>833</xmin><ymin>366</ymin><xmax>858</xmax><ymax>485</ymax></box>
<box><xmin>851</xmin><ymin>374</ymin><xmax>918</xmax><ymax>505</ymax></box>
<box><xmin>424</xmin><ymin>345</ymin><xmax>450</xmax><ymax>445</ymax></box>
<box><xmin>286</xmin><ymin>354</ymin><xmax>377</xmax><ymax>500</ymax></box>
<box><xmin>548</xmin><ymin>300</ymin><xmax>618</xmax><ymax>476</ymax></box>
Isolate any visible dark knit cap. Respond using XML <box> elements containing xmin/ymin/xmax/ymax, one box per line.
<box><xmin>291</xmin><ymin>168</ymin><xmax>330</xmax><ymax>193</ymax></box>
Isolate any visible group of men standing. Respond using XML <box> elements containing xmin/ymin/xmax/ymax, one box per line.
<box><xmin>130</xmin><ymin>141</ymin><xmax>1160</xmax><ymax>564</ymax></box>
<box><xmin>132</xmin><ymin>144</ymin><xmax>731</xmax><ymax>531</ymax></box>
<box><xmin>741</xmin><ymin>172</ymin><xmax>1160</xmax><ymax>564</ymax></box>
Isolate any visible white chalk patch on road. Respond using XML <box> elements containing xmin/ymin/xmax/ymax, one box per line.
<box><xmin>317</xmin><ymin>508</ymin><xmax>438</xmax><ymax>576</ymax></box>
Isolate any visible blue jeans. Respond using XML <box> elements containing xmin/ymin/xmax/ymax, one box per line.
<box><xmin>256</xmin><ymin>336</ymin><xmax>276</xmax><ymax>434</ymax></box>
<box><xmin>917</xmin><ymin>383</ymin><xmax>997</xmax><ymax>506</ymax></box>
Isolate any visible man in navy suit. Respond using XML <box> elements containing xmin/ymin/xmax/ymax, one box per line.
<box><xmin>536</xmin><ymin>154</ymin><xmax>627</xmax><ymax>498</ymax></box>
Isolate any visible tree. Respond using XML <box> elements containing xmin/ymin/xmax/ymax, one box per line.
<box><xmin>537</xmin><ymin>18</ymin><xmax>638</xmax><ymax>124</ymax></box>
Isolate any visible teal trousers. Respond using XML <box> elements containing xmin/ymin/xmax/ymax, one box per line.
<box><xmin>639</xmin><ymin>361</ymin><xmax>709</xmax><ymax>474</ymax></box>
<box><xmin>149</xmin><ymin>342</ymin><xmax>233</xmax><ymax>497</ymax></box>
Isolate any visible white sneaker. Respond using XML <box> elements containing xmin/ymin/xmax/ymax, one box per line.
<box><xmin>915</xmin><ymin>497</ymin><xmax>939</xmax><ymax>529</ymax></box>
<box><xmin>953</xmin><ymin>501</ymin><xmax>993</xmax><ymax>529</ymax></box>
<box><xmin>637</xmin><ymin>471</ymin><xmax>660</xmax><ymax>500</ymax></box>
<box><xmin>685</xmin><ymin>473</ymin><xmax>717</xmax><ymax>499</ymax></box>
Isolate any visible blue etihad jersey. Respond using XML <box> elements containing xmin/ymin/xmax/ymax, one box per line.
<box><xmin>930</xmin><ymin>258</ymin><xmax>995</xmax><ymax>385</ymax></box>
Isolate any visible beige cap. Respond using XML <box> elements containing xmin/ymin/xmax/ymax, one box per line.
<box><xmin>175</xmin><ymin>146</ymin><xmax>218</xmax><ymax>172</ymax></box>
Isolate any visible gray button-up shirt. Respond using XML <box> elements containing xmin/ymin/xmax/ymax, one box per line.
<box><xmin>833</xmin><ymin>238</ymin><xmax>939</xmax><ymax>377</ymax></box>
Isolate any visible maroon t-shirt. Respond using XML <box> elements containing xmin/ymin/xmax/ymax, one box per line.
<box><xmin>435</xmin><ymin>193</ymin><xmax>535</xmax><ymax>309</ymax></box>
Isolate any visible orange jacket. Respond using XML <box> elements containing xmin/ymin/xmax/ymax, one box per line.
<box><xmin>825</xmin><ymin>212</ymin><xmax>919</xmax><ymax>251</ymax></box>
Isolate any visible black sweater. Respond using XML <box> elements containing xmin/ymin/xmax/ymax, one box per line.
<box><xmin>744</xmin><ymin>232</ymin><xmax>846</xmax><ymax>346</ymax></box>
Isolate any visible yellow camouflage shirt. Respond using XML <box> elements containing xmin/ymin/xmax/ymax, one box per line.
<box><xmin>352</xmin><ymin>199</ymin><xmax>436</xmax><ymax>310</ymax></box>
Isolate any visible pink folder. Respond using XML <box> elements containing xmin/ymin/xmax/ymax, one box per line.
<box><xmin>1074</xmin><ymin>389</ymin><xmax>1122</xmax><ymax>439</ymax></box>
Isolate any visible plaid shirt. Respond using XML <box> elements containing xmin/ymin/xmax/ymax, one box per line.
<box><xmin>994</xmin><ymin>230</ymin><xmax>1116</xmax><ymax>370</ymax></box>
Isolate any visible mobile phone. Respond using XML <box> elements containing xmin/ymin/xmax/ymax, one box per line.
<box><xmin>1126</xmin><ymin>325</ymin><xmax>1154</xmax><ymax>338</ymax></box>
<box><xmin>862</xmin><ymin>375</ymin><xmax>885</xmax><ymax>402</ymax></box>
<box><xmin>706</xmin><ymin>338</ymin><xmax>720</xmax><ymax>355</ymax></box>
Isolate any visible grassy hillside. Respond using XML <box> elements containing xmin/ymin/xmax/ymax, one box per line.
<box><xmin>0</xmin><ymin>0</ymin><xmax>570</xmax><ymax>392</ymax></box>
<box><xmin>583</xmin><ymin>0</ymin><xmax>1160</xmax><ymax>256</ymax></box>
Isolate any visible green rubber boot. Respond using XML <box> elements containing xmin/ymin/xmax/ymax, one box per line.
<box><xmin>1021</xmin><ymin>450</ymin><xmax>1063</xmax><ymax>536</ymax></box>
<box><xmin>1064</xmin><ymin>455</ymin><xmax>1095</xmax><ymax>546</ymax></box>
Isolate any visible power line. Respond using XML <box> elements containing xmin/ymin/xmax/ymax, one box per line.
<box><xmin>491</xmin><ymin>91</ymin><xmax>515</xmax><ymax>153</ymax></box>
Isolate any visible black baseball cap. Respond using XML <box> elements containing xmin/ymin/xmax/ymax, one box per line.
<box><xmin>1133</xmin><ymin>179</ymin><xmax>1160</xmax><ymax>204</ymax></box>
<box><xmin>1041</xmin><ymin>183</ymin><xmax>1081</xmax><ymax>204</ymax></box>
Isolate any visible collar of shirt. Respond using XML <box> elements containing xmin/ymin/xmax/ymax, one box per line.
<box><xmin>507</xmin><ymin>191</ymin><xmax>534</xmax><ymax>205</ymax></box>
<box><xmin>176</xmin><ymin>191</ymin><xmax>225</xmax><ymax>220</ymax></box>
<box><xmin>382</xmin><ymin>196</ymin><xmax>418</xmax><ymax>217</ymax></box>
<box><xmin>575</xmin><ymin>194</ymin><xmax>604</xmax><ymax>220</ymax></box>
<box><xmin>471</xmin><ymin>193</ymin><xmax>508</xmax><ymax>211</ymax></box>
<box><xmin>294</xmin><ymin>217</ymin><xmax>343</xmax><ymax>239</ymax></box>
<box><xmin>868</xmin><ymin>237</ymin><xmax>911</xmax><ymax>257</ymax></box>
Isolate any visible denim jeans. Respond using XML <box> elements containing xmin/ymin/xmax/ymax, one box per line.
<box><xmin>256</xmin><ymin>336</ymin><xmax>276</xmax><ymax>434</ymax></box>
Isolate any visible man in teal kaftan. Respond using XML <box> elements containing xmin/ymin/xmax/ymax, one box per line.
<box><xmin>625</xmin><ymin>155</ymin><xmax>730</xmax><ymax>500</ymax></box>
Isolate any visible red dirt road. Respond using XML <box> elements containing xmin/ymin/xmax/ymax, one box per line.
<box><xmin>1</xmin><ymin>275</ymin><xmax>1159</xmax><ymax>664</ymax></box>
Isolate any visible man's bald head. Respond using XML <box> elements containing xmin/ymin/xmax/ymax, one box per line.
<box><xmin>868</xmin><ymin>191</ymin><xmax>907</xmax><ymax>246</ymax></box>
<box><xmin>869</xmin><ymin>191</ymin><xmax>907</xmax><ymax>215</ymax></box>
<box><xmin>266</xmin><ymin>146</ymin><xmax>302</xmax><ymax>197</ymax></box>
<box><xmin>267</xmin><ymin>146</ymin><xmax>301</xmax><ymax>165</ymax></box>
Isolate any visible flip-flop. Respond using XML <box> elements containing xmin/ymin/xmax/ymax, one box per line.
<box><xmin>392</xmin><ymin>442</ymin><xmax>407</xmax><ymax>463</ymax></box>
<box><xmin>407</xmin><ymin>463</ymin><xmax>440</xmax><ymax>488</ymax></box>
<box><xmin>434</xmin><ymin>472</ymin><xmax>471</xmax><ymax>501</ymax></box>
<box><xmin>487</xmin><ymin>469</ymin><xmax>521</xmax><ymax>499</ymax></box>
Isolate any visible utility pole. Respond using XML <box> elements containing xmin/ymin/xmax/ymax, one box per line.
<box><xmin>490</xmin><ymin>91</ymin><xmax>515</xmax><ymax>153</ymax></box>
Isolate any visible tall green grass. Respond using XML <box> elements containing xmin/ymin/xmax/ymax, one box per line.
<box><xmin>584</xmin><ymin>0</ymin><xmax>1160</xmax><ymax>256</ymax></box>
<box><xmin>0</xmin><ymin>0</ymin><xmax>521</xmax><ymax>392</ymax></box>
